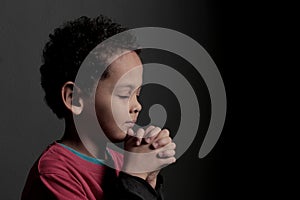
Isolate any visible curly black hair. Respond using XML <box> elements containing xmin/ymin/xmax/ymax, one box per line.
<box><xmin>40</xmin><ymin>15</ymin><xmax>138</xmax><ymax>119</ymax></box>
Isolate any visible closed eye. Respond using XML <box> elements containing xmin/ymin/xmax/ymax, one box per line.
<box><xmin>118</xmin><ymin>95</ymin><xmax>130</xmax><ymax>99</ymax></box>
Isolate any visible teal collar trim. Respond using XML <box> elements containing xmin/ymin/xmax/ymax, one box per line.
<box><xmin>58</xmin><ymin>143</ymin><xmax>107</xmax><ymax>166</ymax></box>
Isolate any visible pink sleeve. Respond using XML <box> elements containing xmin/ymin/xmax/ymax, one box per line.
<box><xmin>40</xmin><ymin>173</ymin><xmax>88</xmax><ymax>200</ymax></box>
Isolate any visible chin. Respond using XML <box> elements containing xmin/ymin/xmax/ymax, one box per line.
<box><xmin>109</xmin><ymin>131</ymin><xmax>127</xmax><ymax>143</ymax></box>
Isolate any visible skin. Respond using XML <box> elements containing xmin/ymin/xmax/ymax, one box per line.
<box><xmin>60</xmin><ymin>51</ymin><xmax>175</xmax><ymax>188</ymax></box>
<box><xmin>95</xmin><ymin>51</ymin><xmax>143</xmax><ymax>143</ymax></box>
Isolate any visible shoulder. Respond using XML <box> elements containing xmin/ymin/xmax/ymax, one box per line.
<box><xmin>22</xmin><ymin>142</ymin><xmax>83</xmax><ymax>199</ymax></box>
<box><xmin>37</xmin><ymin>142</ymin><xmax>77</xmax><ymax>175</ymax></box>
<box><xmin>37</xmin><ymin>142</ymin><xmax>109</xmax><ymax>175</ymax></box>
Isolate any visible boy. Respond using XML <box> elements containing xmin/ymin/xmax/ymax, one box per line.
<box><xmin>22</xmin><ymin>15</ymin><xmax>176</xmax><ymax>200</ymax></box>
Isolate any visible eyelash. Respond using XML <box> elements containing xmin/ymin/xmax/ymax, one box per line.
<box><xmin>118</xmin><ymin>94</ymin><xmax>140</xmax><ymax>99</ymax></box>
<box><xmin>118</xmin><ymin>95</ymin><xmax>130</xmax><ymax>99</ymax></box>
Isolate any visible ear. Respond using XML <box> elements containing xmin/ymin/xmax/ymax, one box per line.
<box><xmin>61</xmin><ymin>81</ymin><xmax>84</xmax><ymax>115</ymax></box>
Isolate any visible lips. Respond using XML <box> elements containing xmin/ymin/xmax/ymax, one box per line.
<box><xmin>125</xmin><ymin>120</ymin><xmax>136</xmax><ymax>128</ymax></box>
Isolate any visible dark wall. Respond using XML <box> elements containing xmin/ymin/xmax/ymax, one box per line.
<box><xmin>0</xmin><ymin>1</ymin><xmax>225</xmax><ymax>199</ymax></box>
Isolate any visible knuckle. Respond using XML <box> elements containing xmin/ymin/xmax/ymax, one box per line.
<box><xmin>171</xmin><ymin>142</ymin><xmax>176</xmax><ymax>149</ymax></box>
<box><xmin>161</xmin><ymin>137</ymin><xmax>171</xmax><ymax>145</ymax></box>
<box><xmin>155</xmin><ymin>127</ymin><xmax>162</xmax><ymax>133</ymax></box>
<box><xmin>159</xmin><ymin>137</ymin><xmax>170</xmax><ymax>145</ymax></box>
<box><xmin>168</xmin><ymin>150</ymin><xmax>175</xmax><ymax>156</ymax></box>
<box><xmin>139</xmin><ymin>128</ymin><xmax>145</xmax><ymax>132</ymax></box>
<box><xmin>149</xmin><ymin>125</ymin><xmax>155</xmax><ymax>129</ymax></box>
<box><xmin>146</xmin><ymin>126</ymin><xmax>155</xmax><ymax>133</ymax></box>
<box><xmin>151</xmin><ymin>127</ymin><xmax>161</xmax><ymax>137</ymax></box>
<box><xmin>167</xmin><ymin>137</ymin><xmax>172</xmax><ymax>143</ymax></box>
<box><xmin>161</xmin><ymin>129</ymin><xmax>170</xmax><ymax>136</ymax></box>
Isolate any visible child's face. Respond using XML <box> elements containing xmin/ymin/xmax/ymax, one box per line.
<box><xmin>95</xmin><ymin>51</ymin><xmax>143</xmax><ymax>142</ymax></box>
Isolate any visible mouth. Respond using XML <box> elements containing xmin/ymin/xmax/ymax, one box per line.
<box><xmin>124</xmin><ymin>120</ymin><xmax>136</xmax><ymax>128</ymax></box>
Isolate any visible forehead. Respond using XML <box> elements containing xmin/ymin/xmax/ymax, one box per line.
<box><xmin>101</xmin><ymin>51</ymin><xmax>143</xmax><ymax>89</ymax></box>
<box><xmin>109</xmin><ymin>51</ymin><xmax>142</xmax><ymax>74</ymax></box>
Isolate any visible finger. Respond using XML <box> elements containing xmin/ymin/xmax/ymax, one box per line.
<box><xmin>144</xmin><ymin>127</ymin><xmax>161</xmax><ymax>143</ymax></box>
<box><xmin>159</xmin><ymin>157</ymin><xmax>176</xmax><ymax>166</ymax></box>
<box><xmin>143</xmin><ymin>126</ymin><xmax>156</xmax><ymax>143</ymax></box>
<box><xmin>152</xmin><ymin>129</ymin><xmax>170</xmax><ymax>142</ymax></box>
<box><xmin>157</xmin><ymin>149</ymin><xmax>176</xmax><ymax>158</ymax></box>
<box><xmin>164</xmin><ymin>142</ymin><xmax>176</xmax><ymax>150</ymax></box>
<box><xmin>152</xmin><ymin>136</ymin><xmax>172</xmax><ymax>149</ymax></box>
<box><xmin>135</xmin><ymin>128</ymin><xmax>145</xmax><ymax>146</ymax></box>
<box><xmin>145</xmin><ymin>125</ymin><xmax>156</xmax><ymax>135</ymax></box>
<box><xmin>158</xmin><ymin>129</ymin><xmax>170</xmax><ymax>138</ymax></box>
<box><xmin>125</xmin><ymin>129</ymin><xmax>138</xmax><ymax>145</ymax></box>
<box><xmin>127</xmin><ymin>128</ymin><xmax>135</xmax><ymax>136</ymax></box>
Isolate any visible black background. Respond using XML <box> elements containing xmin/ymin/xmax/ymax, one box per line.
<box><xmin>0</xmin><ymin>0</ymin><xmax>278</xmax><ymax>199</ymax></box>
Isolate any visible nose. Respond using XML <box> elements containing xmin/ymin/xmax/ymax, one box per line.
<box><xmin>129</xmin><ymin>95</ymin><xmax>142</xmax><ymax>114</ymax></box>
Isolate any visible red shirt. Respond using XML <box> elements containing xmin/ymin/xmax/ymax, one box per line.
<box><xmin>21</xmin><ymin>142</ymin><xmax>123</xmax><ymax>200</ymax></box>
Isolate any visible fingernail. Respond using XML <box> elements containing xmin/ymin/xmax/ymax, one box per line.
<box><xmin>145</xmin><ymin>138</ymin><xmax>150</xmax><ymax>143</ymax></box>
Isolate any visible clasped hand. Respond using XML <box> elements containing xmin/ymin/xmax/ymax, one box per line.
<box><xmin>122</xmin><ymin>126</ymin><xmax>176</xmax><ymax>187</ymax></box>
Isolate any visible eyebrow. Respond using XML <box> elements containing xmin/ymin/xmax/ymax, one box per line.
<box><xmin>117</xmin><ymin>84</ymin><xmax>141</xmax><ymax>90</ymax></box>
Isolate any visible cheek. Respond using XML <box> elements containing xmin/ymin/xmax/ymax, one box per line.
<box><xmin>95</xmin><ymin>94</ymin><xmax>129</xmax><ymax>127</ymax></box>
<box><xmin>95</xmin><ymin>96</ymin><xmax>110</xmax><ymax>115</ymax></box>
<box><xmin>111</xmin><ymin>97</ymin><xmax>130</xmax><ymax>123</ymax></box>
<box><xmin>95</xmin><ymin>93</ymin><xmax>114</xmax><ymax>127</ymax></box>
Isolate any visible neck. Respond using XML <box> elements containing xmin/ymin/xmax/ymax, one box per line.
<box><xmin>60</xmin><ymin>116</ymin><xmax>107</xmax><ymax>159</ymax></box>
